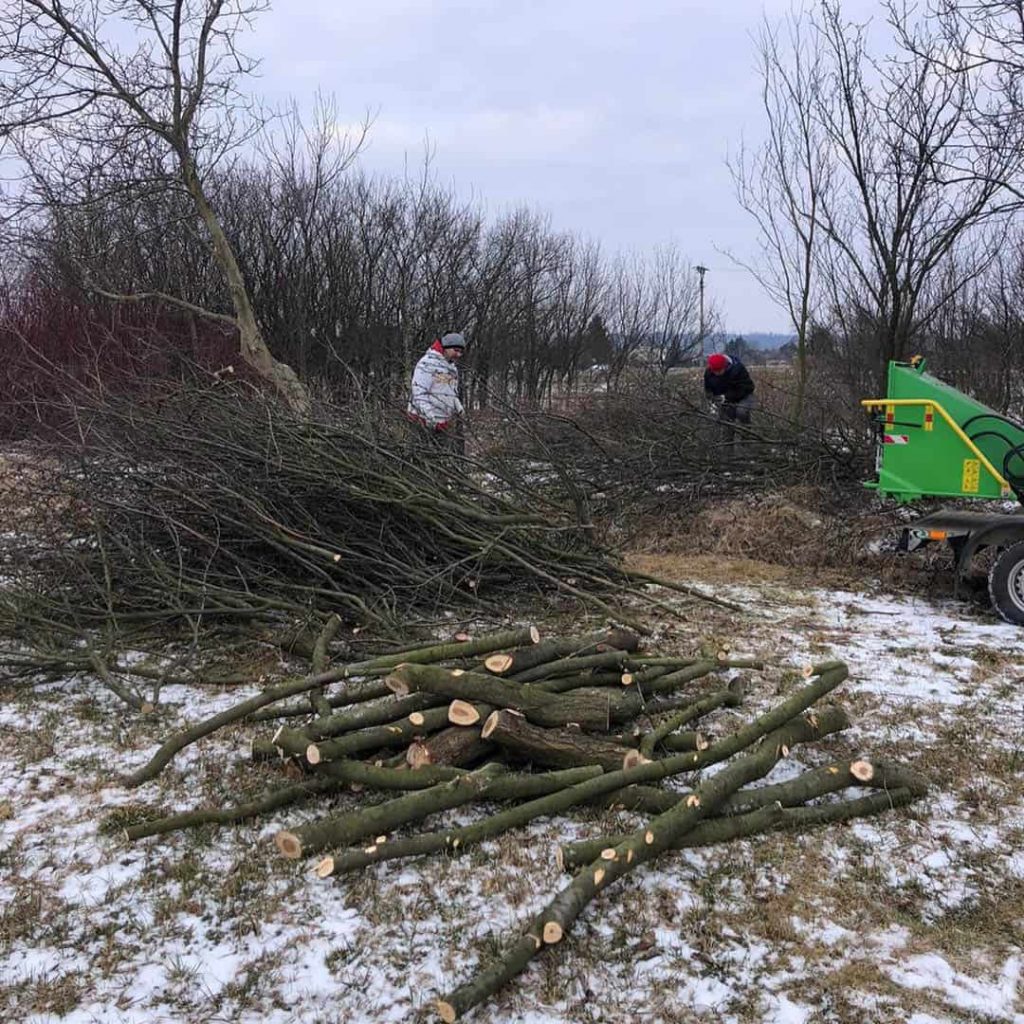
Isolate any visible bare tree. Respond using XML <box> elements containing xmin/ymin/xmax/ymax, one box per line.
<box><xmin>917</xmin><ymin>1</ymin><xmax>1024</xmax><ymax>123</ymax></box>
<box><xmin>646</xmin><ymin>246</ymin><xmax>702</xmax><ymax>375</ymax></box>
<box><xmin>920</xmin><ymin>233</ymin><xmax>1024</xmax><ymax>413</ymax></box>
<box><xmin>728</xmin><ymin>10</ymin><xmax>833</xmax><ymax>419</ymax></box>
<box><xmin>811</xmin><ymin>1</ymin><xmax>1022</xmax><ymax>381</ymax></box>
<box><xmin>604</xmin><ymin>252</ymin><xmax>653</xmax><ymax>387</ymax></box>
<box><xmin>0</xmin><ymin>1</ymin><xmax>364</xmax><ymax>412</ymax></box>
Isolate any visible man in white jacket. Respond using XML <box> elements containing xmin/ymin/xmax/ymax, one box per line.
<box><xmin>407</xmin><ymin>333</ymin><xmax>466</xmax><ymax>440</ymax></box>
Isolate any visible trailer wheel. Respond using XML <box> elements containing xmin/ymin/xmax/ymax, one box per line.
<box><xmin>988</xmin><ymin>541</ymin><xmax>1024</xmax><ymax>625</ymax></box>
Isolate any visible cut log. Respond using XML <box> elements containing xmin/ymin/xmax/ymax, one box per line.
<box><xmin>313</xmin><ymin>760</ymin><xmax>469</xmax><ymax>790</ymax></box>
<box><xmin>448</xmin><ymin>700</ymin><xmax>492</xmax><ymax>726</ymax></box>
<box><xmin>564</xmin><ymin>787</ymin><xmax>926</xmax><ymax>871</ymax></box>
<box><xmin>618</xmin><ymin>665</ymin><xmax>678</xmax><ymax>689</ymax></box>
<box><xmin>511</xmin><ymin>650</ymin><xmax>631</xmax><ymax>683</ymax></box>
<box><xmin>253</xmin><ymin>674</ymin><xmax>395</xmax><ymax>721</ymax></box>
<box><xmin>557</xmin><ymin>802</ymin><xmax>788</xmax><ymax>870</ymax></box>
<box><xmin>570</xmin><ymin>758</ymin><xmax>930</xmax><ymax>861</ymax></box>
<box><xmin>537</xmin><ymin>671</ymin><xmax>639</xmax><ymax>694</ymax></box>
<box><xmin>278</xmin><ymin>763</ymin><xmax>603</xmax><ymax>861</ymax></box>
<box><xmin>484</xmin><ymin>653</ymin><xmax>515</xmax><ymax>674</ymax></box>
<box><xmin>405</xmin><ymin>726</ymin><xmax>494</xmax><ymax>769</ymax></box>
<box><xmin>637</xmin><ymin>661</ymin><xmax>721</xmax><ymax>697</ymax></box>
<box><xmin>389</xmin><ymin>664</ymin><xmax>646</xmax><ymax>730</ymax></box>
<box><xmin>250</xmin><ymin>738</ymin><xmax>281</xmax><ymax>762</ymax></box>
<box><xmin>640</xmin><ymin>692</ymin><xmax>725</xmax><ymax>756</ymax></box>
<box><xmin>482</xmin><ymin>709</ymin><xmax>643</xmax><ymax>771</ymax></box>
<box><xmin>655</xmin><ymin>731</ymin><xmax>708</xmax><ymax>753</ymax></box>
<box><xmin>275</xmin><ymin>763</ymin><xmax>508</xmax><ymax>859</ymax></box>
<box><xmin>641</xmin><ymin>677</ymin><xmax>746</xmax><ymax>718</ymax></box>
<box><xmin>482</xmin><ymin>628</ymin><xmax>640</xmax><ymax>677</ymax></box>
<box><xmin>272</xmin><ymin>725</ymin><xmax>314</xmax><ymax>758</ymax></box>
<box><xmin>308</xmin><ymin>693</ymin><xmax>446</xmax><ymax>739</ymax></box>
<box><xmin>303</xmin><ymin>706</ymin><xmax>452</xmax><ymax>764</ymax></box>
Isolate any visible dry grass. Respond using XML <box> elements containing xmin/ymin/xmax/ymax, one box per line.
<box><xmin>625</xmin><ymin>484</ymin><xmax>1000</xmax><ymax>619</ymax></box>
<box><xmin>627</xmin><ymin>551</ymin><xmax>797</xmax><ymax>586</ymax></box>
<box><xmin>630</xmin><ymin>485</ymin><xmax>889</xmax><ymax>572</ymax></box>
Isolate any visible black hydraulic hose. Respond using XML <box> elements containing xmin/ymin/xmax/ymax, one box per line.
<box><xmin>1003</xmin><ymin>443</ymin><xmax>1024</xmax><ymax>498</ymax></box>
<box><xmin>963</xmin><ymin>425</ymin><xmax>1024</xmax><ymax>501</ymax></box>
<box><xmin>962</xmin><ymin>411</ymin><xmax>1024</xmax><ymax>434</ymax></box>
<box><xmin>968</xmin><ymin>430</ymin><xmax>1014</xmax><ymax>446</ymax></box>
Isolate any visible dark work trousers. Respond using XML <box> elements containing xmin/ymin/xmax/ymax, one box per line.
<box><xmin>405</xmin><ymin>419</ymin><xmax>458</xmax><ymax>461</ymax></box>
<box><xmin>719</xmin><ymin>394</ymin><xmax>754</xmax><ymax>444</ymax></box>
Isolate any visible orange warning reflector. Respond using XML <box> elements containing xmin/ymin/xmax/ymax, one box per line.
<box><xmin>927</xmin><ymin>530</ymin><xmax>947</xmax><ymax>541</ymax></box>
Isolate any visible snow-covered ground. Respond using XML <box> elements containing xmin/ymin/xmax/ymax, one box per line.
<box><xmin>2</xmin><ymin>576</ymin><xmax>1023</xmax><ymax>1023</ymax></box>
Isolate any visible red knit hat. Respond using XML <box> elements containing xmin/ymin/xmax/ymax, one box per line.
<box><xmin>707</xmin><ymin>353</ymin><xmax>730</xmax><ymax>373</ymax></box>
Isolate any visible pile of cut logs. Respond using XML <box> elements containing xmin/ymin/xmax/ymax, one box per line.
<box><xmin>122</xmin><ymin>625</ymin><xmax>928</xmax><ymax>1021</ymax></box>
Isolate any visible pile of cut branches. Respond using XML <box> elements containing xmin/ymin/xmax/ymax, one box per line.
<box><xmin>118</xmin><ymin>625</ymin><xmax>928</xmax><ymax>1021</ymax></box>
<box><xmin>0</xmin><ymin>381</ymin><xmax>691</xmax><ymax>641</ymax></box>
<box><xmin>480</xmin><ymin>378</ymin><xmax>870</xmax><ymax>531</ymax></box>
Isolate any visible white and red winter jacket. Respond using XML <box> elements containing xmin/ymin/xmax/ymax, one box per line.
<box><xmin>407</xmin><ymin>341</ymin><xmax>464</xmax><ymax>428</ymax></box>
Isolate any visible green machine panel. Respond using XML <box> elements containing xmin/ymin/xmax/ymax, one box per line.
<box><xmin>863</xmin><ymin>360</ymin><xmax>1023</xmax><ymax>503</ymax></box>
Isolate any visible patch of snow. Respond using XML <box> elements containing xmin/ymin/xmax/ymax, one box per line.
<box><xmin>886</xmin><ymin>953</ymin><xmax>1021</xmax><ymax>1022</ymax></box>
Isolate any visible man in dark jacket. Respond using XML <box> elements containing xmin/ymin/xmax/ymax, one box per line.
<box><xmin>704</xmin><ymin>353</ymin><xmax>755</xmax><ymax>426</ymax></box>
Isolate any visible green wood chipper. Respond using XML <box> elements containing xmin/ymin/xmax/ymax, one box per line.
<box><xmin>863</xmin><ymin>357</ymin><xmax>1024</xmax><ymax>624</ymax></box>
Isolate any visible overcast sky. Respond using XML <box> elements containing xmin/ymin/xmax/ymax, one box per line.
<box><xmin>250</xmin><ymin>0</ymin><xmax>883</xmax><ymax>335</ymax></box>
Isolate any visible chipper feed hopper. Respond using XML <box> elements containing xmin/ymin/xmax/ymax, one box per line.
<box><xmin>863</xmin><ymin>357</ymin><xmax>1024</xmax><ymax>624</ymax></box>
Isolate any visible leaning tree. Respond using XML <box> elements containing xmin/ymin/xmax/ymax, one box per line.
<box><xmin>0</xmin><ymin>0</ymin><xmax>364</xmax><ymax>412</ymax></box>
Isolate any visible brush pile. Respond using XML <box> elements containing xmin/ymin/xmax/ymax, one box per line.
<box><xmin>0</xmin><ymin>381</ymin><xmax>664</xmax><ymax>641</ymax></box>
<box><xmin>481</xmin><ymin>379</ymin><xmax>869</xmax><ymax>528</ymax></box>
<box><xmin>120</xmin><ymin>625</ymin><xmax>928</xmax><ymax>1020</ymax></box>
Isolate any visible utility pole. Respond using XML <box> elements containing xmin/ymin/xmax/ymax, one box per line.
<box><xmin>695</xmin><ymin>264</ymin><xmax>709</xmax><ymax>351</ymax></box>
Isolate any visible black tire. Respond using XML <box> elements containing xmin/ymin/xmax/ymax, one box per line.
<box><xmin>988</xmin><ymin>540</ymin><xmax>1024</xmax><ymax>625</ymax></box>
